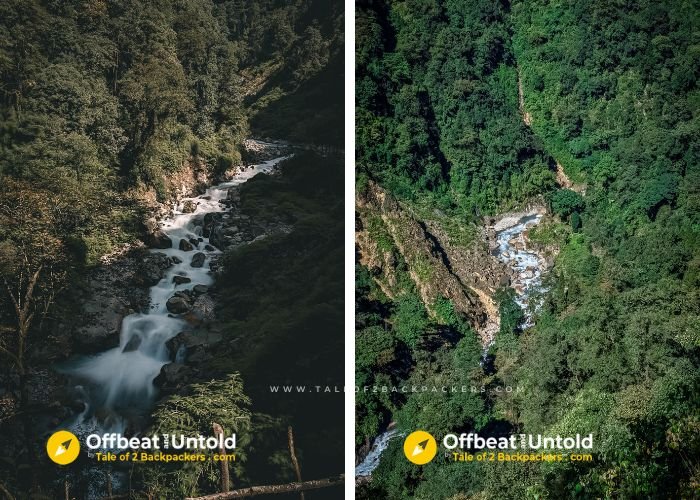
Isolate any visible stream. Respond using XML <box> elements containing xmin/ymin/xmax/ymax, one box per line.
<box><xmin>59</xmin><ymin>151</ymin><xmax>289</xmax><ymax>449</ymax></box>
<box><xmin>355</xmin><ymin>210</ymin><xmax>547</xmax><ymax>478</ymax></box>
<box><xmin>492</xmin><ymin>211</ymin><xmax>547</xmax><ymax>328</ymax></box>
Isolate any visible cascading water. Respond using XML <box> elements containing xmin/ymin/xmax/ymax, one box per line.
<box><xmin>61</xmin><ymin>152</ymin><xmax>289</xmax><ymax>439</ymax></box>
<box><xmin>492</xmin><ymin>212</ymin><xmax>546</xmax><ymax>328</ymax></box>
<box><xmin>355</xmin><ymin>429</ymin><xmax>401</xmax><ymax>477</ymax></box>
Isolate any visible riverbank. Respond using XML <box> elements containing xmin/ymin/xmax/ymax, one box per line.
<box><xmin>355</xmin><ymin>204</ymin><xmax>553</xmax><ymax>478</ymax></box>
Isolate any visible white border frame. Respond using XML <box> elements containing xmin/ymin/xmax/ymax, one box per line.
<box><xmin>344</xmin><ymin>0</ymin><xmax>356</xmax><ymax>497</ymax></box>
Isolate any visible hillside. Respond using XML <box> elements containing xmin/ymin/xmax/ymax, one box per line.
<box><xmin>0</xmin><ymin>1</ymin><xmax>344</xmax><ymax>497</ymax></box>
<box><xmin>355</xmin><ymin>0</ymin><xmax>699</xmax><ymax>498</ymax></box>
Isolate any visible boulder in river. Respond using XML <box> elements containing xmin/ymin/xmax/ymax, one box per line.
<box><xmin>189</xmin><ymin>237</ymin><xmax>200</xmax><ymax>248</ymax></box>
<box><xmin>190</xmin><ymin>252</ymin><xmax>206</xmax><ymax>268</ymax></box>
<box><xmin>203</xmin><ymin>213</ymin><xmax>220</xmax><ymax>235</ymax></box>
<box><xmin>182</xmin><ymin>200</ymin><xmax>197</xmax><ymax>213</ymax></box>
<box><xmin>172</xmin><ymin>275</ymin><xmax>191</xmax><ymax>285</ymax></box>
<box><xmin>147</xmin><ymin>229</ymin><xmax>172</xmax><ymax>249</ymax></box>
<box><xmin>171</xmin><ymin>256</ymin><xmax>182</xmax><ymax>264</ymax></box>
<box><xmin>165</xmin><ymin>330</ymin><xmax>222</xmax><ymax>361</ymax></box>
<box><xmin>166</xmin><ymin>296</ymin><xmax>190</xmax><ymax>314</ymax></box>
<box><xmin>192</xmin><ymin>284</ymin><xmax>208</xmax><ymax>295</ymax></box>
<box><xmin>140</xmin><ymin>252</ymin><xmax>172</xmax><ymax>286</ymax></box>
<box><xmin>179</xmin><ymin>239</ymin><xmax>194</xmax><ymax>251</ymax></box>
<box><xmin>122</xmin><ymin>335</ymin><xmax>142</xmax><ymax>353</ymax></box>
<box><xmin>204</xmin><ymin>244</ymin><xmax>215</xmax><ymax>251</ymax></box>
<box><xmin>182</xmin><ymin>294</ymin><xmax>216</xmax><ymax>325</ymax></box>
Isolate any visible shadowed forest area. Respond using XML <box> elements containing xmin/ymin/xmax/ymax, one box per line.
<box><xmin>0</xmin><ymin>0</ymin><xmax>343</xmax><ymax>498</ymax></box>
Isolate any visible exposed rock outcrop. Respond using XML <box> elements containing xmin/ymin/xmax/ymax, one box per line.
<box><xmin>69</xmin><ymin>246</ymin><xmax>159</xmax><ymax>353</ymax></box>
<box><xmin>356</xmin><ymin>182</ymin><xmax>508</xmax><ymax>341</ymax></box>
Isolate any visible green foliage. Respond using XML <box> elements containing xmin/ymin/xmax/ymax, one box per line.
<box><xmin>0</xmin><ymin>1</ymin><xmax>343</xmax><ymax>496</ymax></box>
<box><xmin>527</xmin><ymin>219</ymin><xmax>571</xmax><ymax>248</ymax></box>
<box><xmin>432</xmin><ymin>296</ymin><xmax>458</xmax><ymax>327</ymax></box>
<box><xmin>359</xmin><ymin>1</ymin><xmax>699</xmax><ymax>498</ymax></box>
<box><xmin>570</xmin><ymin>211</ymin><xmax>582</xmax><ymax>232</ymax></box>
<box><xmin>549</xmin><ymin>189</ymin><xmax>585</xmax><ymax>218</ymax></box>
<box><xmin>141</xmin><ymin>374</ymin><xmax>252</xmax><ymax>498</ymax></box>
<box><xmin>356</xmin><ymin>0</ymin><xmax>557</xmax><ymax>215</ymax></box>
<box><xmin>392</xmin><ymin>293</ymin><xmax>429</xmax><ymax>348</ymax></box>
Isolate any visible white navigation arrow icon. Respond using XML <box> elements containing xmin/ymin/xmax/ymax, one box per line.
<box><xmin>55</xmin><ymin>439</ymin><xmax>73</xmax><ymax>457</ymax></box>
<box><xmin>412</xmin><ymin>439</ymin><xmax>430</xmax><ymax>457</ymax></box>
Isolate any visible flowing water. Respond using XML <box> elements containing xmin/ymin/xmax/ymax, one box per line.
<box><xmin>61</xmin><ymin>153</ymin><xmax>289</xmax><ymax>439</ymax></box>
<box><xmin>355</xmin><ymin>429</ymin><xmax>401</xmax><ymax>477</ymax></box>
<box><xmin>492</xmin><ymin>212</ymin><xmax>546</xmax><ymax>327</ymax></box>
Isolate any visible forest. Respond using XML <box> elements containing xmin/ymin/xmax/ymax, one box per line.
<box><xmin>0</xmin><ymin>0</ymin><xmax>343</xmax><ymax>497</ymax></box>
<box><xmin>356</xmin><ymin>0</ymin><xmax>699</xmax><ymax>498</ymax></box>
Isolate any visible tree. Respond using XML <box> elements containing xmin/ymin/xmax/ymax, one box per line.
<box><xmin>142</xmin><ymin>374</ymin><xmax>252</xmax><ymax>498</ymax></box>
<box><xmin>0</xmin><ymin>178</ymin><xmax>67</xmax><ymax>380</ymax></box>
<box><xmin>549</xmin><ymin>188</ymin><xmax>585</xmax><ymax>218</ymax></box>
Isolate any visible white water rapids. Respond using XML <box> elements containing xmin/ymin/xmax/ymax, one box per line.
<box><xmin>492</xmin><ymin>211</ymin><xmax>546</xmax><ymax>328</ymax></box>
<box><xmin>355</xmin><ymin>429</ymin><xmax>401</xmax><ymax>477</ymax></box>
<box><xmin>61</xmin><ymin>153</ymin><xmax>289</xmax><ymax>437</ymax></box>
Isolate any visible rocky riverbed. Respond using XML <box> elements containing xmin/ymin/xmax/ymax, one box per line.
<box><xmin>489</xmin><ymin>207</ymin><xmax>549</xmax><ymax>328</ymax></box>
<box><xmin>58</xmin><ymin>146</ymin><xmax>291</xmax><ymax>438</ymax></box>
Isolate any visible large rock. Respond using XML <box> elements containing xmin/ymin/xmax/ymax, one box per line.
<box><xmin>122</xmin><ymin>334</ymin><xmax>142</xmax><ymax>353</ymax></box>
<box><xmin>166</xmin><ymin>330</ymin><xmax>223</xmax><ymax>362</ymax></box>
<box><xmin>190</xmin><ymin>252</ymin><xmax>206</xmax><ymax>268</ymax></box>
<box><xmin>192</xmin><ymin>284</ymin><xmax>208</xmax><ymax>295</ymax></box>
<box><xmin>144</xmin><ymin>218</ymin><xmax>172</xmax><ymax>249</ymax></box>
<box><xmin>153</xmin><ymin>363</ymin><xmax>193</xmax><ymax>394</ymax></box>
<box><xmin>209</xmin><ymin>224</ymin><xmax>225</xmax><ymax>248</ymax></box>
<box><xmin>74</xmin><ymin>295</ymin><xmax>127</xmax><ymax>351</ymax></box>
<box><xmin>166</xmin><ymin>296</ymin><xmax>190</xmax><ymax>314</ymax></box>
<box><xmin>146</xmin><ymin>229</ymin><xmax>172</xmax><ymax>249</ymax></box>
<box><xmin>172</xmin><ymin>275</ymin><xmax>191</xmax><ymax>285</ymax></box>
<box><xmin>182</xmin><ymin>200</ymin><xmax>197</xmax><ymax>213</ymax></box>
<box><xmin>203</xmin><ymin>213</ymin><xmax>221</xmax><ymax>236</ymax></box>
<box><xmin>191</xmin><ymin>294</ymin><xmax>216</xmax><ymax>322</ymax></box>
<box><xmin>140</xmin><ymin>252</ymin><xmax>172</xmax><ymax>286</ymax></box>
<box><xmin>179</xmin><ymin>239</ymin><xmax>194</xmax><ymax>252</ymax></box>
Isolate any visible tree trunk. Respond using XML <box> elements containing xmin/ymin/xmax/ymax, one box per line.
<box><xmin>286</xmin><ymin>427</ymin><xmax>304</xmax><ymax>500</ymax></box>
<box><xmin>212</xmin><ymin>423</ymin><xmax>230</xmax><ymax>492</ymax></box>
<box><xmin>184</xmin><ymin>475</ymin><xmax>344</xmax><ymax>500</ymax></box>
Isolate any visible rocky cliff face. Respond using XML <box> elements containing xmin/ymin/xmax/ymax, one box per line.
<box><xmin>356</xmin><ymin>182</ymin><xmax>508</xmax><ymax>343</ymax></box>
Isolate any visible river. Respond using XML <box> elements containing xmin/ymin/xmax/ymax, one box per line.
<box><xmin>491</xmin><ymin>210</ymin><xmax>547</xmax><ymax>328</ymax></box>
<box><xmin>355</xmin><ymin>210</ymin><xmax>547</xmax><ymax>478</ymax></box>
<box><xmin>59</xmin><ymin>150</ymin><xmax>289</xmax><ymax>449</ymax></box>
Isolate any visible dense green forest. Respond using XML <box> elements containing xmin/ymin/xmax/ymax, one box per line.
<box><xmin>356</xmin><ymin>0</ymin><xmax>699</xmax><ymax>498</ymax></box>
<box><xmin>0</xmin><ymin>0</ymin><xmax>343</xmax><ymax>497</ymax></box>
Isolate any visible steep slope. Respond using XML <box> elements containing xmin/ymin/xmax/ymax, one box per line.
<box><xmin>356</xmin><ymin>181</ymin><xmax>507</xmax><ymax>344</ymax></box>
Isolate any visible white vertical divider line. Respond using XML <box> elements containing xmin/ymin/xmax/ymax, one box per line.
<box><xmin>344</xmin><ymin>0</ymin><xmax>356</xmax><ymax>498</ymax></box>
